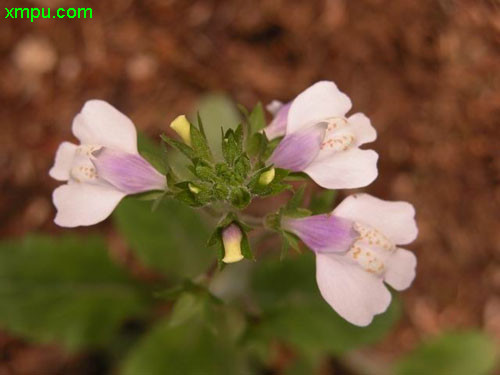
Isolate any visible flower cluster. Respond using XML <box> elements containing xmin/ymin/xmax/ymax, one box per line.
<box><xmin>50</xmin><ymin>81</ymin><xmax>417</xmax><ymax>326</ymax></box>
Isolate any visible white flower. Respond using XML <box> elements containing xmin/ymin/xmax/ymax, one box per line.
<box><xmin>267</xmin><ymin>81</ymin><xmax>378</xmax><ymax>189</ymax></box>
<box><xmin>49</xmin><ymin>100</ymin><xmax>166</xmax><ymax>227</ymax></box>
<box><xmin>283</xmin><ymin>193</ymin><xmax>418</xmax><ymax>326</ymax></box>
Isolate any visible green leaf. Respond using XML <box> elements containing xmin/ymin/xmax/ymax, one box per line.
<box><xmin>309</xmin><ymin>190</ymin><xmax>337</xmax><ymax>215</ymax></box>
<box><xmin>113</xmin><ymin>197</ymin><xmax>215</xmax><ymax>280</ymax></box>
<box><xmin>138</xmin><ymin>133</ymin><xmax>169</xmax><ymax>175</ymax></box>
<box><xmin>395</xmin><ymin>331</ymin><xmax>498</xmax><ymax>375</ymax></box>
<box><xmin>230</xmin><ymin>187</ymin><xmax>251</xmax><ymax>209</ymax></box>
<box><xmin>240</xmin><ymin>230</ymin><xmax>255</xmax><ymax>261</ymax></box>
<box><xmin>160</xmin><ymin>134</ymin><xmax>195</xmax><ymax>160</ymax></box>
<box><xmin>282</xmin><ymin>231</ymin><xmax>301</xmax><ymax>253</ymax></box>
<box><xmin>285</xmin><ymin>186</ymin><xmax>306</xmax><ymax>212</ymax></box>
<box><xmin>247</xmin><ymin>132</ymin><xmax>268</xmax><ymax>159</ymax></box>
<box><xmin>248</xmin><ymin>102</ymin><xmax>266</xmax><ymax>133</ymax></box>
<box><xmin>191</xmin><ymin>94</ymin><xmax>241</xmax><ymax>160</ymax></box>
<box><xmin>190</xmin><ymin>123</ymin><xmax>213</xmax><ymax>162</ymax></box>
<box><xmin>0</xmin><ymin>235</ymin><xmax>148</xmax><ymax>351</ymax></box>
<box><xmin>122</xmin><ymin>314</ymin><xmax>246</xmax><ymax>375</ymax></box>
<box><xmin>168</xmin><ymin>292</ymin><xmax>205</xmax><ymax>328</ymax></box>
<box><xmin>250</xmin><ymin>253</ymin><xmax>401</xmax><ymax>357</ymax></box>
<box><xmin>222</xmin><ymin>127</ymin><xmax>243</xmax><ymax>166</ymax></box>
<box><xmin>234</xmin><ymin>155</ymin><xmax>251</xmax><ymax>181</ymax></box>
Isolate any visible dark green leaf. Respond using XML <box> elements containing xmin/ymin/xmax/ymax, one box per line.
<box><xmin>234</xmin><ymin>155</ymin><xmax>251</xmax><ymax>181</ymax></box>
<box><xmin>247</xmin><ymin>132</ymin><xmax>268</xmax><ymax>159</ymax></box>
<box><xmin>113</xmin><ymin>198</ymin><xmax>214</xmax><ymax>280</ymax></box>
<box><xmin>250</xmin><ymin>253</ymin><xmax>401</xmax><ymax>356</ymax></box>
<box><xmin>240</xmin><ymin>230</ymin><xmax>255</xmax><ymax>261</ymax></box>
<box><xmin>137</xmin><ymin>133</ymin><xmax>168</xmax><ymax>175</ymax></box>
<box><xmin>168</xmin><ymin>293</ymin><xmax>205</xmax><ymax>328</ymax></box>
<box><xmin>282</xmin><ymin>231</ymin><xmax>301</xmax><ymax>253</ymax></box>
<box><xmin>230</xmin><ymin>187</ymin><xmax>251</xmax><ymax>209</ymax></box>
<box><xmin>248</xmin><ymin>102</ymin><xmax>266</xmax><ymax>133</ymax></box>
<box><xmin>395</xmin><ymin>331</ymin><xmax>498</xmax><ymax>375</ymax></box>
<box><xmin>0</xmin><ymin>235</ymin><xmax>148</xmax><ymax>351</ymax></box>
<box><xmin>191</xmin><ymin>94</ymin><xmax>241</xmax><ymax>160</ymax></box>
<box><xmin>122</xmin><ymin>315</ymin><xmax>245</xmax><ymax>375</ymax></box>
<box><xmin>190</xmin><ymin>123</ymin><xmax>213</xmax><ymax>161</ymax></box>
<box><xmin>285</xmin><ymin>186</ymin><xmax>306</xmax><ymax>212</ymax></box>
<box><xmin>161</xmin><ymin>134</ymin><xmax>195</xmax><ymax>160</ymax></box>
<box><xmin>309</xmin><ymin>190</ymin><xmax>337</xmax><ymax>215</ymax></box>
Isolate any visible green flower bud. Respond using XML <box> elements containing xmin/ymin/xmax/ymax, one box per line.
<box><xmin>188</xmin><ymin>183</ymin><xmax>200</xmax><ymax>194</ymax></box>
<box><xmin>258</xmin><ymin>168</ymin><xmax>275</xmax><ymax>185</ymax></box>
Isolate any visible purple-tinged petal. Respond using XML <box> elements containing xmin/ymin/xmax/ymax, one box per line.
<box><xmin>268</xmin><ymin>123</ymin><xmax>326</xmax><ymax>171</ymax></box>
<box><xmin>92</xmin><ymin>148</ymin><xmax>166</xmax><ymax>194</ymax></box>
<box><xmin>282</xmin><ymin>214</ymin><xmax>357</xmax><ymax>253</ymax></box>
<box><xmin>264</xmin><ymin>101</ymin><xmax>291</xmax><ymax>140</ymax></box>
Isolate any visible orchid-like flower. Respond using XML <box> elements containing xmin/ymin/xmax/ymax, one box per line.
<box><xmin>266</xmin><ymin>81</ymin><xmax>378</xmax><ymax>189</ymax></box>
<box><xmin>49</xmin><ymin>100</ymin><xmax>166</xmax><ymax>228</ymax></box>
<box><xmin>282</xmin><ymin>193</ymin><xmax>418</xmax><ymax>326</ymax></box>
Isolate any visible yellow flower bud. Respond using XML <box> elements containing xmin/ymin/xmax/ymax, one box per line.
<box><xmin>170</xmin><ymin>115</ymin><xmax>192</xmax><ymax>146</ymax></box>
<box><xmin>258</xmin><ymin>168</ymin><xmax>275</xmax><ymax>185</ymax></box>
<box><xmin>188</xmin><ymin>183</ymin><xmax>200</xmax><ymax>194</ymax></box>
<box><xmin>222</xmin><ymin>224</ymin><xmax>244</xmax><ymax>264</ymax></box>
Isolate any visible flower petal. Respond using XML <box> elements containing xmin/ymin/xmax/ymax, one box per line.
<box><xmin>316</xmin><ymin>253</ymin><xmax>392</xmax><ymax>326</ymax></box>
<box><xmin>348</xmin><ymin>113</ymin><xmax>377</xmax><ymax>146</ymax></box>
<box><xmin>333</xmin><ymin>194</ymin><xmax>418</xmax><ymax>245</ymax></box>
<box><xmin>384</xmin><ymin>248</ymin><xmax>417</xmax><ymax>291</ymax></box>
<box><xmin>268</xmin><ymin>123</ymin><xmax>326</xmax><ymax>171</ymax></box>
<box><xmin>282</xmin><ymin>214</ymin><xmax>356</xmax><ymax>253</ymax></box>
<box><xmin>72</xmin><ymin>100</ymin><xmax>138</xmax><ymax>154</ymax></box>
<box><xmin>264</xmin><ymin>101</ymin><xmax>291</xmax><ymax>140</ymax></box>
<box><xmin>304</xmin><ymin>148</ymin><xmax>378</xmax><ymax>189</ymax></box>
<box><xmin>92</xmin><ymin>148</ymin><xmax>166</xmax><ymax>194</ymax></box>
<box><xmin>222</xmin><ymin>224</ymin><xmax>244</xmax><ymax>264</ymax></box>
<box><xmin>266</xmin><ymin>100</ymin><xmax>284</xmax><ymax>116</ymax></box>
<box><xmin>49</xmin><ymin>142</ymin><xmax>78</xmax><ymax>181</ymax></box>
<box><xmin>53</xmin><ymin>182</ymin><xmax>126</xmax><ymax>227</ymax></box>
<box><xmin>287</xmin><ymin>81</ymin><xmax>352</xmax><ymax>134</ymax></box>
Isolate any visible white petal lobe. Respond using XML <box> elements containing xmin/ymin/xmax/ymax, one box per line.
<box><xmin>49</xmin><ymin>142</ymin><xmax>78</xmax><ymax>181</ymax></box>
<box><xmin>304</xmin><ymin>148</ymin><xmax>378</xmax><ymax>189</ymax></box>
<box><xmin>384</xmin><ymin>248</ymin><xmax>417</xmax><ymax>291</ymax></box>
<box><xmin>333</xmin><ymin>194</ymin><xmax>418</xmax><ymax>245</ymax></box>
<box><xmin>53</xmin><ymin>183</ymin><xmax>126</xmax><ymax>227</ymax></box>
<box><xmin>348</xmin><ymin>113</ymin><xmax>377</xmax><ymax>146</ymax></box>
<box><xmin>72</xmin><ymin>100</ymin><xmax>138</xmax><ymax>154</ymax></box>
<box><xmin>287</xmin><ymin>81</ymin><xmax>352</xmax><ymax>134</ymax></box>
<box><xmin>316</xmin><ymin>253</ymin><xmax>392</xmax><ymax>326</ymax></box>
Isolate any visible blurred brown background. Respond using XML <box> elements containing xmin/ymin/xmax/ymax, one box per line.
<box><xmin>0</xmin><ymin>0</ymin><xmax>499</xmax><ymax>373</ymax></box>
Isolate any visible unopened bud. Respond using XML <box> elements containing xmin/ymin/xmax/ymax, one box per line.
<box><xmin>170</xmin><ymin>115</ymin><xmax>192</xmax><ymax>146</ymax></box>
<box><xmin>188</xmin><ymin>183</ymin><xmax>200</xmax><ymax>194</ymax></box>
<box><xmin>222</xmin><ymin>224</ymin><xmax>244</xmax><ymax>264</ymax></box>
<box><xmin>258</xmin><ymin>168</ymin><xmax>275</xmax><ymax>185</ymax></box>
